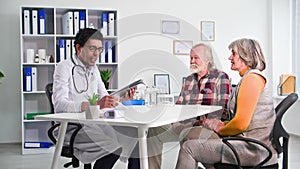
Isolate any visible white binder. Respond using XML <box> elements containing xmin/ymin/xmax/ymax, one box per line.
<box><xmin>23</xmin><ymin>10</ymin><xmax>30</xmax><ymax>34</ymax></box>
<box><xmin>107</xmin><ymin>40</ymin><xmax>113</xmax><ymax>63</ymax></box>
<box><xmin>71</xmin><ymin>39</ymin><xmax>76</xmax><ymax>56</ymax></box>
<box><xmin>108</xmin><ymin>13</ymin><xmax>115</xmax><ymax>36</ymax></box>
<box><xmin>32</xmin><ymin>10</ymin><xmax>38</xmax><ymax>35</ymax></box>
<box><xmin>31</xmin><ymin>67</ymin><xmax>37</xmax><ymax>91</ymax></box>
<box><xmin>65</xmin><ymin>39</ymin><xmax>71</xmax><ymax>60</ymax></box>
<box><xmin>73</xmin><ymin>11</ymin><xmax>79</xmax><ymax>35</ymax></box>
<box><xmin>62</xmin><ymin>11</ymin><xmax>73</xmax><ymax>35</ymax></box>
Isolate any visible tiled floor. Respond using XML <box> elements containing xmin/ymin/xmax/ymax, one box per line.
<box><xmin>0</xmin><ymin>134</ymin><xmax>299</xmax><ymax>169</ymax></box>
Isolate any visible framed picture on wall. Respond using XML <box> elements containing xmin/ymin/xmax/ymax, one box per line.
<box><xmin>161</xmin><ymin>20</ymin><xmax>180</xmax><ymax>34</ymax></box>
<box><xmin>201</xmin><ymin>21</ymin><xmax>215</xmax><ymax>41</ymax></box>
<box><xmin>173</xmin><ymin>40</ymin><xmax>193</xmax><ymax>55</ymax></box>
<box><xmin>154</xmin><ymin>74</ymin><xmax>170</xmax><ymax>94</ymax></box>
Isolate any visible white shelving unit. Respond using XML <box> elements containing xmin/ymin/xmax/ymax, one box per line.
<box><xmin>20</xmin><ymin>6</ymin><xmax>118</xmax><ymax>154</ymax></box>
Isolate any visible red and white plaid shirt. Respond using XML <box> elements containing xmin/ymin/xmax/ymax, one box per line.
<box><xmin>176</xmin><ymin>69</ymin><xmax>231</xmax><ymax>121</ymax></box>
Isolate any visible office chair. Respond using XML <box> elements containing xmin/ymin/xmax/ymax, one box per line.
<box><xmin>214</xmin><ymin>93</ymin><xmax>298</xmax><ymax>169</ymax></box>
<box><xmin>45</xmin><ymin>83</ymin><xmax>92</xmax><ymax>169</ymax></box>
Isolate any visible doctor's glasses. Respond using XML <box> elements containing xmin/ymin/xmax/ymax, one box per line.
<box><xmin>86</xmin><ymin>45</ymin><xmax>104</xmax><ymax>54</ymax></box>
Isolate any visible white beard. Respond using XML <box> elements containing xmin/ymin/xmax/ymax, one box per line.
<box><xmin>190</xmin><ymin>64</ymin><xmax>205</xmax><ymax>74</ymax></box>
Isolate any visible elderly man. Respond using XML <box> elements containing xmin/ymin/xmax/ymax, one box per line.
<box><xmin>147</xmin><ymin>43</ymin><xmax>231</xmax><ymax>169</ymax></box>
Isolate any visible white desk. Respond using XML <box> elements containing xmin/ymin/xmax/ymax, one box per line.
<box><xmin>35</xmin><ymin>104</ymin><xmax>222</xmax><ymax>169</ymax></box>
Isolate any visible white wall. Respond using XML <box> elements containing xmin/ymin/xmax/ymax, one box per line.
<box><xmin>272</xmin><ymin>0</ymin><xmax>300</xmax><ymax>136</ymax></box>
<box><xmin>0</xmin><ymin>0</ymin><xmax>297</xmax><ymax>143</ymax></box>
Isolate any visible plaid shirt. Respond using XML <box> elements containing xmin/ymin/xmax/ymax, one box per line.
<box><xmin>176</xmin><ymin>69</ymin><xmax>230</xmax><ymax>120</ymax></box>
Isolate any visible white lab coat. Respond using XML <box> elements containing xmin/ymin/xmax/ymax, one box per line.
<box><xmin>52</xmin><ymin>56</ymin><xmax>138</xmax><ymax>164</ymax></box>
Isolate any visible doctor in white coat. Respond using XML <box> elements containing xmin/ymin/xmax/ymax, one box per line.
<box><xmin>52</xmin><ymin>28</ymin><xmax>139</xmax><ymax>169</ymax></box>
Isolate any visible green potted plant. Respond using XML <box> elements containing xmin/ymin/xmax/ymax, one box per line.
<box><xmin>100</xmin><ymin>69</ymin><xmax>112</xmax><ymax>89</ymax></box>
<box><xmin>0</xmin><ymin>70</ymin><xmax>4</xmax><ymax>84</ymax></box>
<box><xmin>85</xmin><ymin>93</ymin><xmax>100</xmax><ymax>119</ymax></box>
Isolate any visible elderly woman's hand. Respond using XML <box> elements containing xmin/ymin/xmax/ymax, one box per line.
<box><xmin>203</xmin><ymin>118</ymin><xmax>225</xmax><ymax>133</ymax></box>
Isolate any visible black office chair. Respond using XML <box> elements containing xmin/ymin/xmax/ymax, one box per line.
<box><xmin>45</xmin><ymin>83</ymin><xmax>92</xmax><ymax>169</ymax></box>
<box><xmin>214</xmin><ymin>93</ymin><xmax>298</xmax><ymax>169</ymax></box>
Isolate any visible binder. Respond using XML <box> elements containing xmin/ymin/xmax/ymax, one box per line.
<box><xmin>62</xmin><ymin>11</ymin><xmax>73</xmax><ymax>35</ymax></box>
<box><xmin>32</xmin><ymin>10</ymin><xmax>38</xmax><ymax>35</ymax></box>
<box><xmin>23</xmin><ymin>10</ymin><xmax>30</xmax><ymax>34</ymax></box>
<box><xmin>100</xmin><ymin>41</ymin><xmax>107</xmax><ymax>63</ymax></box>
<box><xmin>108</xmin><ymin>12</ymin><xmax>115</xmax><ymax>36</ymax></box>
<box><xmin>58</xmin><ymin>39</ymin><xmax>65</xmax><ymax>62</ymax></box>
<box><xmin>24</xmin><ymin>67</ymin><xmax>32</xmax><ymax>92</ymax></box>
<box><xmin>73</xmin><ymin>11</ymin><xmax>79</xmax><ymax>35</ymax></box>
<box><xmin>101</xmin><ymin>13</ymin><xmax>108</xmax><ymax>36</ymax></box>
<box><xmin>65</xmin><ymin>39</ymin><xmax>71</xmax><ymax>59</ymax></box>
<box><xmin>107</xmin><ymin>40</ymin><xmax>113</xmax><ymax>63</ymax></box>
<box><xmin>79</xmin><ymin>11</ymin><xmax>86</xmax><ymax>29</ymax></box>
<box><xmin>24</xmin><ymin>141</ymin><xmax>52</xmax><ymax>148</ymax></box>
<box><xmin>38</xmin><ymin>9</ymin><xmax>46</xmax><ymax>34</ymax></box>
<box><xmin>71</xmin><ymin>39</ymin><xmax>76</xmax><ymax>57</ymax></box>
<box><xmin>31</xmin><ymin>67</ymin><xmax>37</xmax><ymax>91</ymax></box>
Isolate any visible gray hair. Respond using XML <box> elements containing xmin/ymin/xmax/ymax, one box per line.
<box><xmin>191</xmin><ymin>43</ymin><xmax>215</xmax><ymax>70</ymax></box>
<box><xmin>228</xmin><ymin>38</ymin><xmax>266</xmax><ymax>71</ymax></box>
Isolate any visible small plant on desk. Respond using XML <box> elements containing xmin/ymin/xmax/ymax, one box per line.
<box><xmin>86</xmin><ymin>93</ymin><xmax>99</xmax><ymax>105</ymax></box>
<box><xmin>85</xmin><ymin>93</ymin><xmax>100</xmax><ymax>119</ymax></box>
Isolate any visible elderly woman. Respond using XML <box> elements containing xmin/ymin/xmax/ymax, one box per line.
<box><xmin>175</xmin><ymin>38</ymin><xmax>278</xmax><ymax>169</ymax></box>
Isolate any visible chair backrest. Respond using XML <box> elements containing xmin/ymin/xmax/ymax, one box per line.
<box><xmin>45</xmin><ymin>83</ymin><xmax>54</xmax><ymax>114</ymax></box>
<box><xmin>272</xmin><ymin>93</ymin><xmax>298</xmax><ymax>169</ymax></box>
<box><xmin>272</xmin><ymin>93</ymin><xmax>298</xmax><ymax>153</ymax></box>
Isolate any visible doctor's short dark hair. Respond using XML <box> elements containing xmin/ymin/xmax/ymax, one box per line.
<box><xmin>74</xmin><ymin>28</ymin><xmax>103</xmax><ymax>47</ymax></box>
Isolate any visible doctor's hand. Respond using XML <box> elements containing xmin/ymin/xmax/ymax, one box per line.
<box><xmin>119</xmin><ymin>87</ymin><xmax>136</xmax><ymax>102</ymax></box>
<box><xmin>97</xmin><ymin>95</ymin><xmax>116</xmax><ymax>109</ymax></box>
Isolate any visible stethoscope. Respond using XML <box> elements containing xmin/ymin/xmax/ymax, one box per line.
<box><xmin>71</xmin><ymin>55</ymin><xmax>92</xmax><ymax>94</ymax></box>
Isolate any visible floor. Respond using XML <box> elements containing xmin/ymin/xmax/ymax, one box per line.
<box><xmin>0</xmin><ymin>134</ymin><xmax>299</xmax><ymax>169</ymax></box>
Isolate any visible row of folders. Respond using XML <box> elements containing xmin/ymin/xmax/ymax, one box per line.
<box><xmin>57</xmin><ymin>39</ymin><xmax>117</xmax><ymax>63</ymax></box>
<box><xmin>62</xmin><ymin>11</ymin><xmax>116</xmax><ymax>36</ymax></box>
<box><xmin>22</xmin><ymin>9</ymin><xmax>116</xmax><ymax>36</ymax></box>
<box><xmin>23</xmin><ymin>9</ymin><xmax>47</xmax><ymax>35</ymax></box>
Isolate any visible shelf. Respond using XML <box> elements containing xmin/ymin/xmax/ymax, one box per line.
<box><xmin>22</xmin><ymin>63</ymin><xmax>56</xmax><ymax>66</ymax></box>
<box><xmin>23</xmin><ymin>119</ymin><xmax>51</xmax><ymax>122</ymax></box>
<box><xmin>22</xmin><ymin>146</ymin><xmax>55</xmax><ymax>155</ymax></box>
<box><xmin>23</xmin><ymin>91</ymin><xmax>46</xmax><ymax>94</ymax></box>
<box><xmin>20</xmin><ymin>6</ymin><xmax>119</xmax><ymax>155</ymax></box>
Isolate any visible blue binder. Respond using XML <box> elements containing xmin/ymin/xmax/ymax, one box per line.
<box><xmin>38</xmin><ymin>9</ymin><xmax>46</xmax><ymax>34</ymax></box>
<box><xmin>79</xmin><ymin>11</ymin><xmax>86</xmax><ymax>29</ymax></box>
<box><xmin>102</xmin><ymin>13</ymin><xmax>108</xmax><ymax>35</ymax></box>
<box><xmin>24</xmin><ymin>141</ymin><xmax>52</xmax><ymax>148</ymax></box>
<box><xmin>24</xmin><ymin>67</ymin><xmax>32</xmax><ymax>92</ymax></box>
<box><xmin>103</xmin><ymin>41</ymin><xmax>108</xmax><ymax>63</ymax></box>
<box><xmin>58</xmin><ymin>39</ymin><xmax>65</xmax><ymax>62</ymax></box>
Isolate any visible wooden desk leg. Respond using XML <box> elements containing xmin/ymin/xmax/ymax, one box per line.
<box><xmin>51</xmin><ymin>121</ymin><xmax>68</xmax><ymax>169</ymax></box>
<box><xmin>138</xmin><ymin>127</ymin><xmax>149</xmax><ymax>169</ymax></box>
